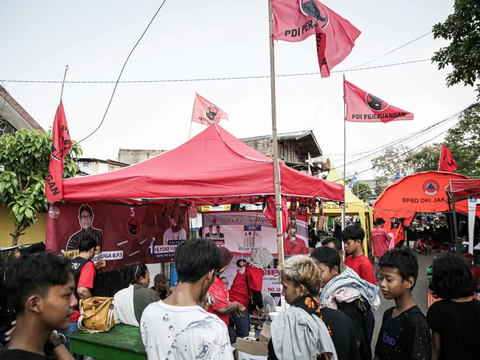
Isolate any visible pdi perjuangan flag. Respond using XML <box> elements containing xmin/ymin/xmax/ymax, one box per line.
<box><xmin>344</xmin><ymin>80</ymin><xmax>414</xmax><ymax>123</ymax></box>
<box><xmin>45</xmin><ymin>101</ymin><xmax>71</xmax><ymax>203</ymax></box>
<box><xmin>191</xmin><ymin>93</ymin><xmax>228</xmax><ymax>126</ymax></box>
<box><xmin>273</xmin><ymin>0</ymin><xmax>361</xmax><ymax>77</ymax></box>
<box><xmin>438</xmin><ymin>144</ymin><xmax>457</xmax><ymax>172</ymax></box>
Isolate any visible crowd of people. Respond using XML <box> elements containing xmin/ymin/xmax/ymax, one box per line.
<box><xmin>1</xmin><ymin>223</ymin><xmax>480</xmax><ymax>360</ymax></box>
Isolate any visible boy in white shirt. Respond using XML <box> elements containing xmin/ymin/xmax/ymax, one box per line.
<box><xmin>141</xmin><ymin>239</ymin><xmax>232</xmax><ymax>360</ymax></box>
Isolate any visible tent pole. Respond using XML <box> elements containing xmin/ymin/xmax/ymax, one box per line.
<box><xmin>342</xmin><ymin>74</ymin><xmax>346</xmax><ymax>230</ymax></box>
<box><xmin>451</xmin><ymin>193</ymin><xmax>460</xmax><ymax>253</ymax></box>
<box><xmin>268</xmin><ymin>0</ymin><xmax>284</xmax><ymax>267</ymax></box>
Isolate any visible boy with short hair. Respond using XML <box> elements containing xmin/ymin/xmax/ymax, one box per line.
<box><xmin>374</xmin><ymin>248</ymin><xmax>431</xmax><ymax>360</ymax></box>
<box><xmin>1</xmin><ymin>252</ymin><xmax>77</xmax><ymax>360</ymax></box>
<box><xmin>342</xmin><ymin>225</ymin><xmax>376</xmax><ymax>285</ymax></box>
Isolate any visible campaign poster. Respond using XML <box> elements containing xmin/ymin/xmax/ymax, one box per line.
<box><xmin>46</xmin><ymin>202</ymin><xmax>188</xmax><ymax>271</ymax></box>
<box><xmin>202</xmin><ymin>210</ymin><xmax>308</xmax><ymax>256</ymax></box>
<box><xmin>202</xmin><ymin>210</ymin><xmax>309</xmax><ymax>304</ymax></box>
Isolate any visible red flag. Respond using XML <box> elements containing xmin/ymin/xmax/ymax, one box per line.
<box><xmin>344</xmin><ymin>79</ymin><xmax>414</xmax><ymax>123</ymax></box>
<box><xmin>273</xmin><ymin>0</ymin><xmax>361</xmax><ymax>77</ymax></box>
<box><xmin>438</xmin><ymin>144</ymin><xmax>457</xmax><ymax>172</ymax></box>
<box><xmin>263</xmin><ymin>196</ymin><xmax>288</xmax><ymax>236</ymax></box>
<box><xmin>191</xmin><ymin>93</ymin><xmax>228</xmax><ymax>126</ymax></box>
<box><xmin>45</xmin><ymin>101</ymin><xmax>71</xmax><ymax>203</ymax></box>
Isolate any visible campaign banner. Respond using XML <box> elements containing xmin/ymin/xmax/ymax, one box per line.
<box><xmin>202</xmin><ymin>211</ymin><xmax>308</xmax><ymax>255</ymax></box>
<box><xmin>46</xmin><ymin>202</ymin><xmax>188</xmax><ymax>271</ymax></box>
<box><xmin>221</xmin><ymin>255</ymin><xmax>283</xmax><ymax>305</ymax></box>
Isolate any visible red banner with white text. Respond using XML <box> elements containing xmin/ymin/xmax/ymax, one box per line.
<box><xmin>46</xmin><ymin>202</ymin><xmax>188</xmax><ymax>271</ymax></box>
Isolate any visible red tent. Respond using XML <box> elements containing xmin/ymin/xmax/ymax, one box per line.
<box><xmin>445</xmin><ymin>179</ymin><xmax>480</xmax><ymax>201</ymax></box>
<box><xmin>61</xmin><ymin>124</ymin><xmax>343</xmax><ymax>204</ymax></box>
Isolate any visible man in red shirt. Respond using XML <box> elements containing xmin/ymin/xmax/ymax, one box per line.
<box><xmin>207</xmin><ymin>247</ymin><xmax>244</xmax><ymax>329</ymax></box>
<box><xmin>342</xmin><ymin>224</ymin><xmax>376</xmax><ymax>343</ymax></box>
<box><xmin>465</xmin><ymin>253</ymin><xmax>480</xmax><ymax>290</ymax></box>
<box><xmin>229</xmin><ymin>248</ymin><xmax>273</xmax><ymax>338</ymax></box>
<box><xmin>371</xmin><ymin>218</ymin><xmax>391</xmax><ymax>279</ymax></box>
<box><xmin>60</xmin><ymin>235</ymin><xmax>97</xmax><ymax>351</ymax></box>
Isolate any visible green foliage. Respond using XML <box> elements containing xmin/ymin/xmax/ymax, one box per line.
<box><xmin>371</xmin><ymin>145</ymin><xmax>414</xmax><ymax>194</ymax></box>
<box><xmin>444</xmin><ymin>103</ymin><xmax>480</xmax><ymax>176</ymax></box>
<box><xmin>407</xmin><ymin>144</ymin><xmax>441</xmax><ymax>173</ymax></box>
<box><xmin>0</xmin><ymin>129</ymin><xmax>82</xmax><ymax>245</ymax></box>
<box><xmin>432</xmin><ymin>0</ymin><xmax>480</xmax><ymax>98</ymax></box>
<box><xmin>352</xmin><ymin>182</ymin><xmax>371</xmax><ymax>202</ymax></box>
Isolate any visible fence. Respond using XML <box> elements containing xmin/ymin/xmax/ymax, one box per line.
<box><xmin>0</xmin><ymin>247</ymin><xmax>129</xmax><ymax>327</ymax></box>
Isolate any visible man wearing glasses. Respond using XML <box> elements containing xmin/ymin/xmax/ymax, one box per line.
<box><xmin>67</xmin><ymin>204</ymin><xmax>103</xmax><ymax>251</ymax></box>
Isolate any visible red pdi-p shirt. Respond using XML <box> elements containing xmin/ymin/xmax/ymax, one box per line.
<box><xmin>207</xmin><ymin>277</ymin><xmax>230</xmax><ymax>326</ymax></box>
<box><xmin>371</xmin><ymin>226</ymin><xmax>390</xmax><ymax>257</ymax></box>
<box><xmin>229</xmin><ymin>265</ymin><xmax>263</xmax><ymax>309</ymax></box>
<box><xmin>71</xmin><ymin>261</ymin><xmax>96</xmax><ymax>322</ymax></box>
<box><xmin>345</xmin><ymin>254</ymin><xmax>376</xmax><ymax>285</ymax></box>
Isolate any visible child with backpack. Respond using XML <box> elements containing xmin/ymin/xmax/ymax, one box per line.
<box><xmin>374</xmin><ymin>248</ymin><xmax>431</xmax><ymax>360</ymax></box>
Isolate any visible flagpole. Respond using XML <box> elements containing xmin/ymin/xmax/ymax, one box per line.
<box><xmin>342</xmin><ymin>74</ymin><xmax>346</xmax><ymax>230</ymax></box>
<box><xmin>268</xmin><ymin>0</ymin><xmax>284</xmax><ymax>267</ymax></box>
<box><xmin>188</xmin><ymin>92</ymin><xmax>196</xmax><ymax>140</ymax></box>
<box><xmin>59</xmin><ymin>65</ymin><xmax>69</xmax><ymax>102</ymax></box>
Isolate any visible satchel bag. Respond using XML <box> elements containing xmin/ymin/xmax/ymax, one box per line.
<box><xmin>78</xmin><ymin>297</ymin><xmax>115</xmax><ymax>333</ymax></box>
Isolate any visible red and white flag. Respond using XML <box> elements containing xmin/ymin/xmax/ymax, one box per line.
<box><xmin>45</xmin><ymin>101</ymin><xmax>71</xmax><ymax>203</ymax></box>
<box><xmin>273</xmin><ymin>0</ymin><xmax>361</xmax><ymax>77</ymax></box>
<box><xmin>344</xmin><ymin>79</ymin><xmax>414</xmax><ymax>123</ymax></box>
<box><xmin>262</xmin><ymin>196</ymin><xmax>289</xmax><ymax>236</ymax></box>
<box><xmin>438</xmin><ymin>144</ymin><xmax>457</xmax><ymax>172</ymax></box>
<box><xmin>191</xmin><ymin>93</ymin><xmax>228</xmax><ymax>126</ymax></box>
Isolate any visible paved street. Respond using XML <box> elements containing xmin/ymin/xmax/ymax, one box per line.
<box><xmin>372</xmin><ymin>251</ymin><xmax>435</xmax><ymax>349</ymax></box>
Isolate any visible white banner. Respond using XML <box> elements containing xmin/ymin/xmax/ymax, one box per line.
<box><xmin>469</xmin><ymin>197</ymin><xmax>479</xmax><ymax>253</ymax></box>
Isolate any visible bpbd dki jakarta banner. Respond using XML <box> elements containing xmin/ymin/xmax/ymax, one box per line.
<box><xmin>46</xmin><ymin>202</ymin><xmax>188</xmax><ymax>271</ymax></box>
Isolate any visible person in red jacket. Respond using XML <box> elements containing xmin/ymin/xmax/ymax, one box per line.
<box><xmin>371</xmin><ymin>218</ymin><xmax>391</xmax><ymax>279</ymax></box>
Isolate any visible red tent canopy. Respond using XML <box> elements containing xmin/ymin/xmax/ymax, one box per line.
<box><xmin>373</xmin><ymin>171</ymin><xmax>473</xmax><ymax>227</ymax></box>
<box><xmin>445</xmin><ymin>179</ymin><xmax>480</xmax><ymax>201</ymax></box>
<box><xmin>61</xmin><ymin>125</ymin><xmax>343</xmax><ymax>204</ymax></box>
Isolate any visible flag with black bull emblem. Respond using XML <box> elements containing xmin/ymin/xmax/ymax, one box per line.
<box><xmin>45</xmin><ymin>101</ymin><xmax>72</xmax><ymax>203</ymax></box>
<box><xmin>272</xmin><ymin>0</ymin><xmax>361</xmax><ymax>78</ymax></box>
<box><xmin>191</xmin><ymin>93</ymin><xmax>228</xmax><ymax>126</ymax></box>
<box><xmin>344</xmin><ymin>79</ymin><xmax>414</xmax><ymax>123</ymax></box>
<box><xmin>438</xmin><ymin>144</ymin><xmax>457</xmax><ymax>172</ymax></box>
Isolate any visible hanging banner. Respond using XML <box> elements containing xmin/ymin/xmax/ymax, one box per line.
<box><xmin>202</xmin><ymin>210</ymin><xmax>309</xmax><ymax>304</ymax></box>
<box><xmin>46</xmin><ymin>202</ymin><xmax>188</xmax><ymax>271</ymax></box>
<box><xmin>202</xmin><ymin>211</ymin><xmax>308</xmax><ymax>255</ymax></box>
<box><xmin>469</xmin><ymin>197</ymin><xmax>479</xmax><ymax>253</ymax></box>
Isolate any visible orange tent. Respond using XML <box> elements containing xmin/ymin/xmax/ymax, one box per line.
<box><xmin>373</xmin><ymin>171</ymin><xmax>479</xmax><ymax>245</ymax></box>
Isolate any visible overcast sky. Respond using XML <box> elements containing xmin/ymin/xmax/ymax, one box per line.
<box><xmin>1</xmin><ymin>0</ymin><xmax>477</xmax><ymax>180</ymax></box>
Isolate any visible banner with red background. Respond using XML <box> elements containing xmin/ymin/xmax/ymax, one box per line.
<box><xmin>46</xmin><ymin>202</ymin><xmax>188</xmax><ymax>271</ymax></box>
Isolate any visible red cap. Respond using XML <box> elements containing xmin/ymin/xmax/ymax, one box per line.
<box><xmin>464</xmin><ymin>253</ymin><xmax>473</xmax><ymax>258</ymax></box>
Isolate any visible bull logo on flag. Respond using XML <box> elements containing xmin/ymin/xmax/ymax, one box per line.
<box><xmin>300</xmin><ymin>0</ymin><xmax>329</xmax><ymax>28</ymax></box>
<box><xmin>205</xmin><ymin>105</ymin><xmax>218</xmax><ymax>121</ymax></box>
<box><xmin>366</xmin><ymin>93</ymin><xmax>388</xmax><ymax>111</ymax></box>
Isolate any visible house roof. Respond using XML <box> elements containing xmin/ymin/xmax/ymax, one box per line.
<box><xmin>240</xmin><ymin>130</ymin><xmax>322</xmax><ymax>158</ymax></box>
<box><xmin>78</xmin><ymin>158</ymin><xmax>130</xmax><ymax>167</ymax></box>
<box><xmin>0</xmin><ymin>85</ymin><xmax>45</xmax><ymax>134</ymax></box>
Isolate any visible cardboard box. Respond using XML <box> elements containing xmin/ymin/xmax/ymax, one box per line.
<box><xmin>236</xmin><ymin>337</ymin><xmax>269</xmax><ymax>360</ymax></box>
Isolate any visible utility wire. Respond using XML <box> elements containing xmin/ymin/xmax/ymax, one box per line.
<box><xmin>77</xmin><ymin>0</ymin><xmax>168</xmax><ymax>145</ymax></box>
<box><xmin>0</xmin><ymin>59</ymin><xmax>428</xmax><ymax>85</ymax></box>
<box><xmin>347</xmin><ymin>32</ymin><xmax>432</xmax><ymax>69</ymax></box>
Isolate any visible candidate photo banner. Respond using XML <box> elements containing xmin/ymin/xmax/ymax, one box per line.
<box><xmin>46</xmin><ymin>202</ymin><xmax>188</xmax><ymax>271</ymax></box>
<box><xmin>202</xmin><ymin>210</ymin><xmax>308</xmax><ymax>256</ymax></box>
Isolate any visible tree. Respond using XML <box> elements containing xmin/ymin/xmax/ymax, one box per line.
<box><xmin>432</xmin><ymin>0</ymin><xmax>480</xmax><ymax>98</ymax></box>
<box><xmin>407</xmin><ymin>144</ymin><xmax>441</xmax><ymax>173</ymax></box>
<box><xmin>371</xmin><ymin>145</ymin><xmax>414</xmax><ymax>194</ymax></box>
<box><xmin>0</xmin><ymin>129</ymin><xmax>82</xmax><ymax>246</ymax></box>
<box><xmin>352</xmin><ymin>182</ymin><xmax>371</xmax><ymax>202</ymax></box>
<box><xmin>444</xmin><ymin>103</ymin><xmax>480</xmax><ymax>176</ymax></box>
